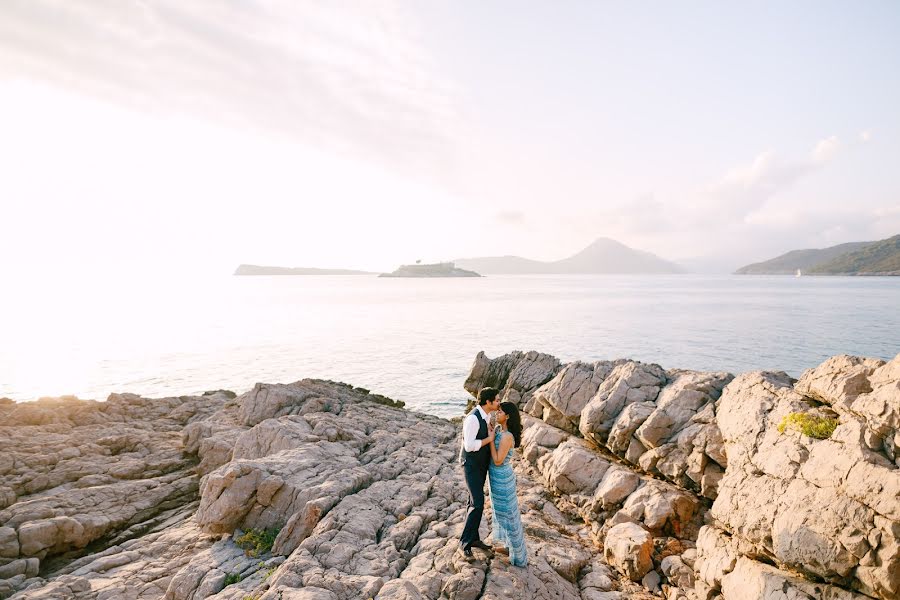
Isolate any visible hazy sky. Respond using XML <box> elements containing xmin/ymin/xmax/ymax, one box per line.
<box><xmin>2</xmin><ymin>0</ymin><xmax>899</xmax><ymax>277</ymax></box>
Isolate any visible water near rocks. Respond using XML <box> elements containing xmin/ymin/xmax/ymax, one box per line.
<box><xmin>2</xmin><ymin>274</ymin><xmax>898</xmax><ymax>417</ymax></box>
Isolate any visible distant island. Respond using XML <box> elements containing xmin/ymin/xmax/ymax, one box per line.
<box><xmin>735</xmin><ymin>234</ymin><xmax>900</xmax><ymax>275</ymax></box>
<box><xmin>454</xmin><ymin>237</ymin><xmax>683</xmax><ymax>274</ymax></box>
<box><xmin>379</xmin><ymin>262</ymin><xmax>482</xmax><ymax>278</ymax></box>
<box><xmin>234</xmin><ymin>264</ymin><xmax>375</xmax><ymax>276</ymax></box>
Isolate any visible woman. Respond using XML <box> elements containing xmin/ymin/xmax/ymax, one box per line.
<box><xmin>488</xmin><ymin>401</ymin><xmax>528</xmax><ymax>567</ymax></box>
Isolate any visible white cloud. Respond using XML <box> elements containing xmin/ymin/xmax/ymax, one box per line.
<box><xmin>700</xmin><ymin>136</ymin><xmax>841</xmax><ymax>221</ymax></box>
<box><xmin>702</xmin><ymin>150</ymin><xmax>810</xmax><ymax>220</ymax></box>
<box><xmin>0</xmin><ymin>0</ymin><xmax>459</xmax><ymax>180</ymax></box>
<box><xmin>859</xmin><ymin>129</ymin><xmax>873</xmax><ymax>143</ymax></box>
<box><xmin>812</xmin><ymin>135</ymin><xmax>840</xmax><ymax>162</ymax></box>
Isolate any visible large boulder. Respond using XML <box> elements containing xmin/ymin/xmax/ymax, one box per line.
<box><xmin>634</xmin><ymin>371</ymin><xmax>731</xmax><ymax>450</ymax></box>
<box><xmin>721</xmin><ymin>556</ymin><xmax>873</xmax><ymax>600</ymax></box>
<box><xmin>580</xmin><ymin>362</ymin><xmax>667</xmax><ymax>443</ymax></box>
<box><xmin>604</xmin><ymin>522</ymin><xmax>653</xmax><ymax>581</ymax></box>
<box><xmin>710</xmin><ymin>367</ymin><xmax>900</xmax><ymax>599</ymax></box>
<box><xmin>535</xmin><ymin>361</ymin><xmax>624</xmax><ymax>427</ymax></box>
<box><xmin>463</xmin><ymin>350</ymin><xmax>526</xmax><ymax>396</ymax></box>
<box><xmin>537</xmin><ymin>439</ymin><xmax>610</xmax><ymax>497</ymax></box>
<box><xmin>463</xmin><ymin>351</ymin><xmax>563</xmax><ymax>414</ymax></box>
<box><xmin>795</xmin><ymin>355</ymin><xmax>884</xmax><ymax>408</ymax></box>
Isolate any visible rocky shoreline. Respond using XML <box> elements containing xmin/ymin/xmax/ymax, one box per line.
<box><xmin>1</xmin><ymin>352</ymin><xmax>897</xmax><ymax>599</ymax></box>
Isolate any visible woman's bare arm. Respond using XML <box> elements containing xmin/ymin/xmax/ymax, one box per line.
<box><xmin>492</xmin><ymin>433</ymin><xmax>514</xmax><ymax>465</ymax></box>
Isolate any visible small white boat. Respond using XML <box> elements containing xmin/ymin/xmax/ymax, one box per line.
<box><xmin>795</xmin><ymin>269</ymin><xmax>802</xmax><ymax>277</ymax></box>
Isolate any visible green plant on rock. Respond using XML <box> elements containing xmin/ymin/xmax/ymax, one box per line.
<box><xmin>777</xmin><ymin>412</ymin><xmax>838</xmax><ymax>440</ymax></box>
<box><xmin>224</xmin><ymin>572</ymin><xmax>242</xmax><ymax>586</ymax></box>
<box><xmin>368</xmin><ymin>393</ymin><xmax>405</xmax><ymax>409</ymax></box>
<box><xmin>235</xmin><ymin>527</ymin><xmax>280</xmax><ymax>558</ymax></box>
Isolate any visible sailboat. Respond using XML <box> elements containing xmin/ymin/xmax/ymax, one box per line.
<box><xmin>795</xmin><ymin>269</ymin><xmax>802</xmax><ymax>277</ymax></box>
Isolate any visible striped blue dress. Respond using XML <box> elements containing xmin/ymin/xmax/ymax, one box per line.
<box><xmin>489</xmin><ymin>432</ymin><xmax>528</xmax><ymax>567</ymax></box>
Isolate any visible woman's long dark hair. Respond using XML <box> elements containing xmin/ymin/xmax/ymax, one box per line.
<box><xmin>499</xmin><ymin>401</ymin><xmax>522</xmax><ymax>447</ymax></box>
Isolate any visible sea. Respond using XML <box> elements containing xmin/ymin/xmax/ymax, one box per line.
<box><xmin>2</xmin><ymin>274</ymin><xmax>898</xmax><ymax>418</ymax></box>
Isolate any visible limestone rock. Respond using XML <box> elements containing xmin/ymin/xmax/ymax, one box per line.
<box><xmin>538</xmin><ymin>439</ymin><xmax>610</xmax><ymax>496</ymax></box>
<box><xmin>635</xmin><ymin>371</ymin><xmax>732</xmax><ymax>450</ymax></box>
<box><xmin>536</xmin><ymin>361</ymin><xmax>624</xmax><ymax>426</ymax></box>
<box><xmin>604</xmin><ymin>522</ymin><xmax>653</xmax><ymax>581</ymax></box>
<box><xmin>591</xmin><ymin>466</ymin><xmax>641</xmax><ymax>510</ymax></box>
<box><xmin>580</xmin><ymin>361</ymin><xmax>667</xmax><ymax>443</ymax></box>
<box><xmin>607</xmin><ymin>401</ymin><xmax>656</xmax><ymax>455</ymax></box>
<box><xmin>616</xmin><ymin>480</ymin><xmax>698</xmax><ymax>537</ymax></box>
<box><xmin>463</xmin><ymin>350</ymin><xmax>525</xmax><ymax>397</ymax></box>
<box><xmin>720</xmin><ymin>557</ymin><xmax>872</xmax><ymax>600</ymax></box>
<box><xmin>5</xmin><ymin>352</ymin><xmax>896</xmax><ymax>600</ymax></box>
<box><xmin>711</xmin><ymin>367</ymin><xmax>900</xmax><ymax>599</ymax></box>
<box><xmin>501</xmin><ymin>351</ymin><xmax>564</xmax><ymax>406</ymax></box>
<box><xmin>795</xmin><ymin>354</ymin><xmax>884</xmax><ymax>413</ymax></box>
<box><xmin>693</xmin><ymin>526</ymin><xmax>738</xmax><ymax>589</ymax></box>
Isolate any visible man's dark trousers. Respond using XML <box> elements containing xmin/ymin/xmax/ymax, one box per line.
<box><xmin>460</xmin><ymin>409</ymin><xmax>490</xmax><ymax>548</ymax></box>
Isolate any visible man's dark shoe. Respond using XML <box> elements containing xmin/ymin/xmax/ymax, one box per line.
<box><xmin>469</xmin><ymin>540</ymin><xmax>494</xmax><ymax>554</ymax></box>
<box><xmin>457</xmin><ymin>545</ymin><xmax>475</xmax><ymax>560</ymax></box>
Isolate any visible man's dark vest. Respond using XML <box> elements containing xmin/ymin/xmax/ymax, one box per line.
<box><xmin>462</xmin><ymin>409</ymin><xmax>491</xmax><ymax>468</ymax></box>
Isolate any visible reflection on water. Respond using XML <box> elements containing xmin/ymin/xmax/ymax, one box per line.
<box><xmin>2</xmin><ymin>274</ymin><xmax>899</xmax><ymax>418</ymax></box>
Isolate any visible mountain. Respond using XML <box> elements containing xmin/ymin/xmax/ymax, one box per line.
<box><xmin>734</xmin><ymin>241</ymin><xmax>874</xmax><ymax>274</ymax></box>
<box><xmin>454</xmin><ymin>237</ymin><xmax>683</xmax><ymax>274</ymax></box>
<box><xmin>234</xmin><ymin>264</ymin><xmax>374</xmax><ymax>276</ymax></box>
<box><xmin>807</xmin><ymin>234</ymin><xmax>900</xmax><ymax>274</ymax></box>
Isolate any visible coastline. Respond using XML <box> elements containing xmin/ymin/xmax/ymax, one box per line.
<box><xmin>1</xmin><ymin>351</ymin><xmax>897</xmax><ymax>599</ymax></box>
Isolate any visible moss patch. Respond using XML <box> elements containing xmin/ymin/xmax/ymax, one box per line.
<box><xmin>777</xmin><ymin>412</ymin><xmax>838</xmax><ymax>440</ymax></box>
<box><xmin>235</xmin><ymin>527</ymin><xmax>280</xmax><ymax>558</ymax></box>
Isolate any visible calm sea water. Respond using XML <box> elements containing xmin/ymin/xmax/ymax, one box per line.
<box><xmin>2</xmin><ymin>274</ymin><xmax>898</xmax><ymax>418</ymax></box>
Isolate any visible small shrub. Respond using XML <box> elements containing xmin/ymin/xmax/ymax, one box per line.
<box><xmin>368</xmin><ymin>393</ymin><xmax>405</xmax><ymax>409</ymax></box>
<box><xmin>777</xmin><ymin>413</ymin><xmax>838</xmax><ymax>440</ymax></box>
<box><xmin>203</xmin><ymin>389</ymin><xmax>237</xmax><ymax>399</ymax></box>
<box><xmin>224</xmin><ymin>572</ymin><xmax>242</xmax><ymax>586</ymax></box>
<box><xmin>235</xmin><ymin>527</ymin><xmax>280</xmax><ymax>557</ymax></box>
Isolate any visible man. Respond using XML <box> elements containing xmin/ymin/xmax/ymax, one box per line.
<box><xmin>459</xmin><ymin>386</ymin><xmax>501</xmax><ymax>559</ymax></box>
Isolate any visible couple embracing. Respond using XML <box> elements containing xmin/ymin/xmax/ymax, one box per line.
<box><xmin>458</xmin><ymin>387</ymin><xmax>528</xmax><ymax>567</ymax></box>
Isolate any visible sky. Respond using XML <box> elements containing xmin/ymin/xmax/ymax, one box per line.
<box><xmin>1</xmin><ymin>0</ymin><xmax>899</xmax><ymax>278</ymax></box>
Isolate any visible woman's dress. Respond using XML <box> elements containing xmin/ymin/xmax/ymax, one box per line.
<box><xmin>489</xmin><ymin>432</ymin><xmax>528</xmax><ymax>567</ymax></box>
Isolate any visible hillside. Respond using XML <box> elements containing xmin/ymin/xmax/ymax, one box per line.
<box><xmin>807</xmin><ymin>234</ymin><xmax>900</xmax><ymax>274</ymax></box>
<box><xmin>734</xmin><ymin>241</ymin><xmax>873</xmax><ymax>274</ymax></box>
<box><xmin>455</xmin><ymin>237</ymin><xmax>683</xmax><ymax>274</ymax></box>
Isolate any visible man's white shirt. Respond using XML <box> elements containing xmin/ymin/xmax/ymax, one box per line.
<box><xmin>462</xmin><ymin>405</ymin><xmax>491</xmax><ymax>453</ymax></box>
